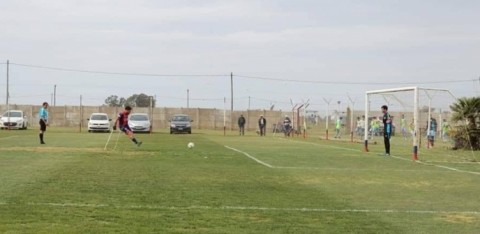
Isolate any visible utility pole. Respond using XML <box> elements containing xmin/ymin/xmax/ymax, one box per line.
<box><xmin>6</xmin><ymin>60</ymin><xmax>10</xmax><ymax>130</ymax></box>
<box><xmin>248</xmin><ymin>96</ymin><xmax>251</xmax><ymax>110</ymax></box>
<box><xmin>187</xmin><ymin>89</ymin><xmax>190</xmax><ymax>109</ymax></box>
<box><xmin>323</xmin><ymin>98</ymin><xmax>332</xmax><ymax>140</ymax></box>
<box><xmin>79</xmin><ymin>95</ymin><xmax>83</xmax><ymax>132</ymax></box>
<box><xmin>6</xmin><ymin>60</ymin><xmax>9</xmax><ymax>107</ymax></box>
<box><xmin>54</xmin><ymin>84</ymin><xmax>57</xmax><ymax>106</ymax></box>
<box><xmin>151</xmin><ymin>95</ymin><xmax>155</xmax><ymax>132</ymax></box>
<box><xmin>230</xmin><ymin>72</ymin><xmax>233</xmax><ymax>131</ymax></box>
<box><xmin>223</xmin><ymin>97</ymin><xmax>226</xmax><ymax>136</ymax></box>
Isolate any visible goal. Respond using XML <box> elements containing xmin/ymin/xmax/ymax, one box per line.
<box><xmin>364</xmin><ymin>87</ymin><xmax>456</xmax><ymax>160</ymax></box>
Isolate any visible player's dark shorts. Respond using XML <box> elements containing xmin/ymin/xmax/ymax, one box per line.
<box><xmin>39</xmin><ymin>119</ymin><xmax>47</xmax><ymax>131</ymax></box>
<box><xmin>121</xmin><ymin>125</ymin><xmax>132</xmax><ymax>134</ymax></box>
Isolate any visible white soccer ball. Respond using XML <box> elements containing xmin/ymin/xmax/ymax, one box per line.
<box><xmin>187</xmin><ymin>142</ymin><xmax>195</xmax><ymax>149</ymax></box>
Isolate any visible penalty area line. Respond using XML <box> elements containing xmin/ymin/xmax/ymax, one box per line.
<box><xmin>390</xmin><ymin>155</ymin><xmax>480</xmax><ymax>176</ymax></box>
<box><xmin>224</xmin><ymin>145</ymin><xmax>273</xmax><ymax>168</ymax></box>
<box><xmin>1</xmin><ymin>202</ymin><xmax>479</xmax><ymax>215</ymax></box>
<box><xmin>416</xmin><ymin>160</ymin><xmax>480</xmax><ymax>176</ymax></box>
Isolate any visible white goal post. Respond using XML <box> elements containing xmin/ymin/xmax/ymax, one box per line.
<box><xmin>364</xmin><ymin>86</ymin><xmax>456</xmax><ymax>160</ymax></box>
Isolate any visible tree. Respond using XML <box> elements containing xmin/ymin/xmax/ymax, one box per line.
<box><xmin>105</xmin><ymin>95</ymin><xmax>120</xmax><ymax>107</ymax></box>
<box><xmin>450</xmin><ymin>97</ymin><xmax>480</xmax><ymax>128</ymax></box>
<box><xmin>106</xmin><ymin>93</ymin><xmax>155</xmax><ymax>108</ymax></box>
<box><xmin>449</xmin><ymin>97</ymin><xmax>480</xmax><ymax>150</ymax></box>
<box><xmin>105</xmin><ymin>95</ymin><xmax>123</xmax><ymax>107</ymax></box>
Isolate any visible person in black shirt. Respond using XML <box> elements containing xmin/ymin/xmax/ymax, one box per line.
<box><xmin>238</xmin><ymin>114</ymin><xmax>246</xmax><ymax>136</ymax></box>
<box><xmin>381</xmin><ymin>105</ymin><xmax>392</xmax><ymax>156</ymax></box>
<box><xmin>258</xmin><ymin>115</ymin><xmax>267</xmax><ymax>136</ymax></box>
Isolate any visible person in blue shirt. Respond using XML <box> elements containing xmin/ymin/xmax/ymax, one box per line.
<box><xmin>381</xmin><ymin>105</ymin><xmax>392</xmax><ymax>156</ymax></box>
<box><xmin>428</xmin><ymin>118</ymin><xmax>438</xmax><ymax>147</ymax></box>
<box><xmin>39</xmin><ymin>102</ymin><xmax>49</xmax><ymax>144</ymax></box>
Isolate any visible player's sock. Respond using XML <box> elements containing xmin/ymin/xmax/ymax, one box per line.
<box><xmin>132</xmin><ymin>138</ymin><xmax>138</xmax><ymax>144</ymax></box>
<box><xmin>39</xmin><ymin>133</ymin><xmax>45</xmax><ymax>143</ymax></box>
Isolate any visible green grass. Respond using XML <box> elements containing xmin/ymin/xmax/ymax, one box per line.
<box><xmin>0</xmin><ymin>128</ymin><xmax>479</xmax><ymax>233</ymax></box>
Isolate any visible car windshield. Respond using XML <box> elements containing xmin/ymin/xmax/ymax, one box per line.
<box><xmin>172</xmin><ymin>116</ymin><xmax>190</xmax><ymax>122</ymax></box>
<box><xmin>130</xmin><ymin>115</ymin><xmax>148</xmax><ymax>121</ymax></box>
<box><xmin>91</xmin><ymin>115</ymin><xmax>108</xmax><ymax>120</ymax></box>
<box><xmin>3</xmin><ymin>112</ymin><xmax>22</xmax><ymax>118</ymax></box>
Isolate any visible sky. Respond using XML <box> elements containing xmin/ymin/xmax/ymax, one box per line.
<box><xmin>0</xmin><ymin>0</ymin><xmax>479</xmax><ymax>113</ymax></box>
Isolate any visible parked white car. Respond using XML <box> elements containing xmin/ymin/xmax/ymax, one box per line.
<box><xmin>128</xmin><ymin>113</ymin><xmax>152</xmax><ymax>133</ymax></box>
<box><xmin>87</xmin><ymin>113</ymin><xmax>111</xmax><ymax>132</ymax></box>
<box><xmin>0</xmin><ymin>110</ymin><xmax>28</xmax><ymax>130</ymax></box>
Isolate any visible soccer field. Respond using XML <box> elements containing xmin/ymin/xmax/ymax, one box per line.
<box><xmin>1</xmin><ymin>129</ymin><xmax>479</xmax><ymax>233</ymax></box>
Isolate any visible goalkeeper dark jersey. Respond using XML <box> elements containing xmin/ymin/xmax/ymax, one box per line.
<box><xmin>383</xmin><ymin>113</ymin><xmax>392</xmax><ymax>134</ymax></box>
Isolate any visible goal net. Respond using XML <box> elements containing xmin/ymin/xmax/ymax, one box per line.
<box><xmin>364</xmin><ymin>87</ymin><xmax>456</xmax><ymax>160</ymax></box>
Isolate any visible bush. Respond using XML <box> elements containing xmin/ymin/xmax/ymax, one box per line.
<box><xmin>452</xmin><ymin>126</ymin><xmax>480</xmax><ymax>150</ymax></box>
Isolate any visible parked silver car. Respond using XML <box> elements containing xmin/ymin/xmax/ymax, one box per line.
<box><xmin>128</xmin><ymin>113</ymin><xmax>152</xmax><ymax>133</ymax></box>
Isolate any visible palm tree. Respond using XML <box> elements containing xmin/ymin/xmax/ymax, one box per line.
<box><xmin>450</xmin><ymin>97</ymin><xmax>480</xmax><ymax>150</ymax></box>
<box><xmin>450</xmin><ymin>97</ymin><xmax>480</xmax><ymax>128</ymax></box>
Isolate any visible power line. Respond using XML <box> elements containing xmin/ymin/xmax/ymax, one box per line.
<box><xmin>7</xmin><ymin>62</ymin><xmax>477</xmax><ymax>85</ymax></box>
<box><xmin>234</xmin><ymin>74</ymin><xmax>476</xmax><ymax>85</ymax></box>
<box><xmin>9</xmin><ymin>63</ymin><xmax>228</xmax><ymax>77</ymax></box>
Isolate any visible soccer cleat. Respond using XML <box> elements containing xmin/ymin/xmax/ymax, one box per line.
<box><xmin>137</xmin><ymin>141</ymin><xmax>143</xmax><ymax>147</ymax></box>
<box><xmin>40</xmin><ymin>141</ymin><xmax>45</xmax><ymax>144</ymax></box>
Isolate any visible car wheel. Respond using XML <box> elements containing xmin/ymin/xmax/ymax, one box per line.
<box><xmin>88</xmin><ymin>130</ymin><xmax>92</xmax><ymax>133</ymax></box>
<box><xmin>188</xmin><ymin>131</ymin><xmax>192</xmax><ymax>134</ymax></box>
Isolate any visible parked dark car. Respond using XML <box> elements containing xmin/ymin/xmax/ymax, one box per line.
<box><xmin>169</xmin><ymin>114</ymin><xmax>193</xmax><ymax>134</ymax></box>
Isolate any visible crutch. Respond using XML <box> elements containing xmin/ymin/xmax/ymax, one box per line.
<box><xmin>113</xmin><ymin>129</ymin><xmax>121</xmax><ymax>150</ymax></box>
<box><xmin>104</xmin><ymin>128</ymin><xmax>115</xmax><ymax>151</ymax></box>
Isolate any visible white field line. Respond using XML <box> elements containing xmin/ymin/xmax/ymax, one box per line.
<box><xmin>389</xmin><ymin>155</ymin><xmax>480</xmax><ymax>176</ymax></box>
<box><xmin>0</xmin><ymin>135</ymin><xmax>18</xmax><ymax>140</ymax></box>
<box><xmin>416</xmin><ymin>160</ymin><xmax>480</xmax><ymax>176</ymax></box>
<box><xmin>273</xmin><ymin>166</ymin><xmax>442</xmax><ymax>172</ymax></box>
<box><xmin>420</xmin><ymin>160</ymin><xmax>480</xmax><ymax>164</ymax></box>
<box><xmin>1</xmin><ymin>202</ymin><xmax>479</xmax><ymax>215</ymax></box>
<box><xmin>225</xmin><ymin>146</ymin><xmax>448</xmax><ymax>173</ymax></box>
<box><xmin>224</xmin><ymin>146</ymin><xmax>274</xmax><ymax>168</ymax></box>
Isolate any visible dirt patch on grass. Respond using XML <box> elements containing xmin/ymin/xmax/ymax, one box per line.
<box><xmin>398</xmin><ymin>181</ymin><xmax>432</xmax><ymax>188</ymax></box>
<box><xmin>0</xmin><ymin>147</ymin><xmax>155</xmax><ymax>156</ymax></box>
<box><xmin>438</xmin><ymin>214</ymin><xmax>479</xmax><ymax>224</ymax></box>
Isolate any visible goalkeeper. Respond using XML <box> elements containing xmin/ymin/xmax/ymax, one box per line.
<box><xmin>381</xmin><ymin>105</ymin><xmax>392</xmax><ymax>156</ymax></box>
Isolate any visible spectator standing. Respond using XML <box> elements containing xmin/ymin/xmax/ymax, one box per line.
<box><xmin>238</xmin><ymin>114</ymin><xmax>246</xmax><ymax>136</ymax></box>
<box><xmin>258</xmin><ymin>115</ymin><xmax>267</xmax><ymax>136</ymax></box>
